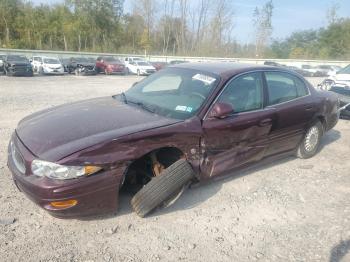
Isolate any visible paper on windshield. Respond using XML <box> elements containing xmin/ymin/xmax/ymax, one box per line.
<box><xmin>192</xmin><ymin>74</ymin><xmax>216</xmax><ymax>85</ymax></box>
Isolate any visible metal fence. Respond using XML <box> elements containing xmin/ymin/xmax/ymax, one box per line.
<box><xmin>1</xmin><ymin>48</ymin><xmax>349</xmax><ymax>67</ymax></box>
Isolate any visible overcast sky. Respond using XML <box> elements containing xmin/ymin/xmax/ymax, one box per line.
<box><xmin>32</xmin><ymin>0</ymin><xmax>350</xmax><ymax>43</ymax></box>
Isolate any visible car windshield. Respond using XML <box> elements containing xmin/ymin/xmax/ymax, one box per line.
<box><xmin>338</xmin><ymin>65</ymin><xmax>350</xmax><ymax>74</ymax></box>
<box><xmin>7</xmin><ymin>55</ymin><xmax>28</xmax><ymax>62</ymax></box>
<box><xmin>137</xmin><ymin>62</ymin><xmax>150</xmax><ymax>66</ymax></box>
<box><xmin>74</xmin><ymin>57</ymin><xmax>89</xmax><ymax>62</ymax></box>
<box><xmin>43</xmin><ymin>58</ymin><xmax>60</xmax><ymax>64</ymax></box>
<box><xmin>104</xmin><ymin>57</ymin><xmax>118</xmax><ymax>62</ymax></box>
<box><xmin>123</xmin><ymin>68</ymin><xmax>219</xmax><ymax>120</ymax></box>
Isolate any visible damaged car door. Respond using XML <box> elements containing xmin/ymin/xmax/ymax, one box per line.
<box><xmin>200</xmin><ymin>72</ymin><xmax>275</xmax><ymax>177</ymax></box>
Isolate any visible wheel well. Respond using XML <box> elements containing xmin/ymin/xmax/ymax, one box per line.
<box><xmin>120</xmin><ymin>147</ymin><xmax>185</xmax><ymax>193</ymax></box>
<box><xmin>317</xmin><ymin>115</ymin><xmax>326</xmax><ymax>131</ymax></box>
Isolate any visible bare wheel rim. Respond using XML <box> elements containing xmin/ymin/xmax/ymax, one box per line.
<box><xmin>304</xmin><ymin>126</ymin><xmax>319</xmax><ymax>152</ymax></box>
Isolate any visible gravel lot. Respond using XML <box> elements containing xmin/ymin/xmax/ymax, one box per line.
<box><xmin>0</xmin><ymin>74</ymin><xmax>349</xmax><ymax>262</ymax></box>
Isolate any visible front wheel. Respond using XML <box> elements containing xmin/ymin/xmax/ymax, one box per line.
<box><xmin>297</xmin><ymin>121</ymin><xmax>323</xmax><ymax>159</ymax></box>
<box><xmin>131</xmin><ymin>159</ymin><xmax>195</xmax><ymax>218</ymax></box>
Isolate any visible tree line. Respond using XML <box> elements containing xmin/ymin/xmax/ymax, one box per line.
<box><xmin>0</xmin><ymin>0</ymin><xmax>349</xmax><ymax>60</ymax></box>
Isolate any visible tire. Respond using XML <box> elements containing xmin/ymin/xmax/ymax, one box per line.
<box><xmin>131</xmin><ymin>159</ymin><xmax>195</xmax><ymax>218</ymax></box>
<box><xmin>297</xmin><ymin>121</ymin><xmax>323</xmax><ymax>159</ymax></box>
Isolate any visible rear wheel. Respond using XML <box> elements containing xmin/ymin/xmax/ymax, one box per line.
<box><xmin>131</xmin><ymin>159</ymin><xmax>195</xmax><ymax>218</ymax></box>
<box><xmin>297</xmin><ymin>121</ymin><xmax>323</xmax><ymax>159</ymax></box>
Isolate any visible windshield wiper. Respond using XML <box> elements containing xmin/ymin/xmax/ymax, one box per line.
<box><xmin>127</xmin><ymin>99</ymin><xmax>156</xmax><ymax>113</ymax></box>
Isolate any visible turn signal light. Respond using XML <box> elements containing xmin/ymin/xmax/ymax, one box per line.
<box><xmin>50</xmin><ymin>199</ymin><xmax>78</xmax><ymax>209</ymax></box>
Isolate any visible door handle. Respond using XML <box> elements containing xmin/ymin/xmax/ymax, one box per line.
<box><xmin>259</xmin><ymin>118</ymin><xmax>272</xmax><ymax>127</ymax></box>
<box><xmin>305</xmin><ymin>106</ymin><xmax>314</xmax><ymax>111</ymax></box>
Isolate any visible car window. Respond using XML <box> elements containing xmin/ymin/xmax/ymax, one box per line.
<box><xmin>265</xmin><ymin>72</ymin><xmax>308</xmax><ymax>105</ymax></box>
<box><xmin>217</xmin><ymin>72</ymin><xmax>263</xmax><ymax>113</ymax></box>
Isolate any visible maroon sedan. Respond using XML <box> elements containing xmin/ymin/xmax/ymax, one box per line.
<box><xmin>95</xmin><ymin>56</ymin><xmax>125</xmax><ymax>75</ymax></box>
<box><xmin>7</xmin><ymin>63</ymin><xmax>340</xmax><ymax>218</ymax></box>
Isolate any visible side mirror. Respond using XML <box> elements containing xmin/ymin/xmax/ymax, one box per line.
<box><xmin>208</xmin><ymin>102</ymin><xmax>234</xmax><ymax>119</ymax></box>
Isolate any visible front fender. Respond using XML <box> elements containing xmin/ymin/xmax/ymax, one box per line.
<box><xmin>57</xmin><ymin>117</ymin><xmax>203</xmax><ymax>175</ymax></box>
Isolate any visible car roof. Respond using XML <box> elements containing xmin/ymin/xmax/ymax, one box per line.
<box><xmin>170</xmin><ymin>62</ymin><xmax>283</xmax><ymax>76</ymax></box>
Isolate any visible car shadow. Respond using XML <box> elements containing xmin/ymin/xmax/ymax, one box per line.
<box><xmin>319</xmin><ymin>129</ymin><xmax>341</xmax><ymax>152</ymax></box>
<box><xmin>329</xmin><ymin>239</ymin><xmax>350</xmax><ymax>262</ymax></box>
<box><xmin>148</xmin><ymin>156</ymin><xmax>296</xmax><ymax>218</ymax></box>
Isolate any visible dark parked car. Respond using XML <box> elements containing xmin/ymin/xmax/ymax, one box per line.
<box><xmin>287</xmin><ymin>66</ymin><xmax>313</xmax><ymax>77</ymax></box>
<box><xmin>66</xmin><ymin>57</ymin><xmax>97</xmax><ymax>75</ymax></box>
<box><xmin>95</xmin><ymin>56</ymin><xmax>125</xmax><ymax>75</ymax></box>
<box><xmin>7</xmin><ymin>63</ymin><xmax>340</xmax><ymax>218</ymax></box>
<box><xmin>329</xmin><ymin>84</ymin><xmax>350</xmax><ymax>119</ymax></box>
<box><xmin>264</xmin><ymin>61</ymin><xmax>284</xmax><ymax>67</ymax></box>
<box><xmin>3</xmin><ymin>55</ymin><xmax>33</xmax><ymax>76</ymax></box>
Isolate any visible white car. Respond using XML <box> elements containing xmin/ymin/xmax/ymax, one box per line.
<box><xmin>124</xmin><ymin>57</ymin><xmax>145</xmax><ymax>66</ymax></box>
<box><xmin>0</xmin><ymin>54</ymin><xmax>5</xmax><ymax>72</ymax></box>
<box><xmin>31</xmin><ymin>56</ymin><xmax>64</xmax><ymax>75</ymax></box>
<box><xmin>318</xmin><ymin>64</ymin><xmax>350</xmax><ymax>90</ymax></box>
<box><xmin>126</xmin><ymin>61</ymin><xmax>156</xmax><ymax>76</ymax></box>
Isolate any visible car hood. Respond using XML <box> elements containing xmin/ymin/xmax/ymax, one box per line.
<box><xmin>137</xmin><ymin>65</ymin><xmax>155</xmax><ymax>70</ymax></box>
<box><xmin>16</xmin><ymin>96</ymin><xmax>180</xmax><ymax>161</ymax></box>
<box><xmin>332</xmin><ymin>74</ymin><xmax>350</xmax><ymax>82</ymax></box>
<box><xmin>7</xmin><ymin>61</ymin><xmax>30</xmax><ymax>66</ymax></box>
<box><xmin>44</xmin><ymin>63</ymin><xmax>62</xmax><ymax>68</ymax></box>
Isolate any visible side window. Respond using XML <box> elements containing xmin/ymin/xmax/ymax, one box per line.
<box><xmin>217</xmin><ymin>72</ymin><xmax>263</xmax><ymax>113</ymax></box>
<box><xmin>294</xmin><ymin>76</ymin><xmax>308</xmax><ymax>97</ymax></box>
<box><xmin>265</xmin><ymin>72</ymin><xmax>308</xmax><ymax>105</ymax></box>
<box><xmin>97</xmin><ymin>57</ymin><xmax>101</xmax><ymax>61</ymax></box>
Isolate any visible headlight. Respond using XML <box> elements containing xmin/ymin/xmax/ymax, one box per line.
<box><xmin>31</xmin><ymin>159</ymin><xmax>101</xmax><ymax>180</ymax></box>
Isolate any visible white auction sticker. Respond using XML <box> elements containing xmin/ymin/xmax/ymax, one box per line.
<box><xmin>192</xmin><ymin>74</ymin><xmax>216</xmax><ymax>85</ymax></box>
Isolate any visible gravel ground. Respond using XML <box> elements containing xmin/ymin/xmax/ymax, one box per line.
<box><xmin>0</xmin><ymin>74</ymin><xmax>349</xmax><ymax>262</ymax></box>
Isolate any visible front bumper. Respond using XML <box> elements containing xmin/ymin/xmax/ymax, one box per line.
<box><xmin>43</xmin><ymin>67</ymin><xmax>64</xmax><ymax>75</ymax></box>
<box><xmin>7</xmin><ymin>67</ymin><xmax>33</xmax><ymax>76</ymax></box>
<box><xmin>77</xmin><ymin>67</ymin><xmax>97</xmax><ymax>75</ymax></box>
<box><xmin>106</xmin><ymin>67</ymin><xmax>125</xmax><ymax>74</ymax></box>
<box><xmin>7</xmin><ymin>134</ymin><xmax>124</xmax><ymax>218</ymax></box>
